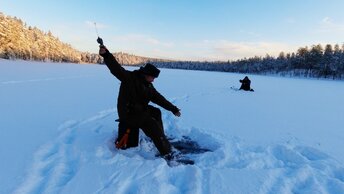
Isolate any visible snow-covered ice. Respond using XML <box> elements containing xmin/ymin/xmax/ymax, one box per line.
<box><xmin>1</xmin><ymin>59</ymin><xmax>344</xmax><ymax>193</ymax></box>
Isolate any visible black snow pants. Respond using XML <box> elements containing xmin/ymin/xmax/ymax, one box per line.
<box><xmin>117</xmin><ymin>106</ymin><xmax>172</xmax><ymax>156</ymax></box>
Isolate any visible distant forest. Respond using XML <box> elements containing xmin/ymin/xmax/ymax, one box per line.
<box><xmin>154</xmin><ymin>43</ymin><xmax>344</xmax><ymax>80</ymax></box>
<box><xmin>0</xmin><ymin>12</ymin><xmax>164</xmax><ymax>65</ymax></box>
<box><xmin>1</xmin><ymin>12</ymin><xmax>344</xmax><ymax>80</ymax></box>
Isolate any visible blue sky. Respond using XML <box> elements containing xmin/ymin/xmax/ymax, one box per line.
<box><xmin>1</xmin><ymin>0</ymin><xmax>344</xmax><ymax>61</ymax></box>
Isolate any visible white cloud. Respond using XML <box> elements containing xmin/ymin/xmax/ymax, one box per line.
<box><xmin>180</xmin><ymin>40</ymin><xmax>298</xmax><ymax>61</ymax></box>
<box><xmin>93</xmin><ymin>32</ymin><xmax>299</xmax><ymax>61</ymax></box>
<box><xmin>110</xmin><ymin>39</ymin><xmax>299</xmax><ymax>61</ymax></box>
<box><xmin>319</xmin><ymin>16</ymin><xmax>344</xmax><ymax>32</ymax></box>
<box><xmin>321</xmin><ymin>17</ymin><xmax>331</xmax><ymax>24</ymax></box>
<box><xmin>238</xmin><ymin>30</ymin><xmax>261</xmax><ymax>38</ymax></box>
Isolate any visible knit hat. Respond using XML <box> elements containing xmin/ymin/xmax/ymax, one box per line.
<box><xmin>139</xmin><ymin>63</ymin><xmax>160</xmax><ymax>78</ymax></box>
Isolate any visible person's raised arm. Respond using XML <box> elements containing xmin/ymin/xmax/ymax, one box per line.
<box><xmin>99</xmin><ymin>46</ymin><xmax>128</xmax><ymax>81</ymax></box>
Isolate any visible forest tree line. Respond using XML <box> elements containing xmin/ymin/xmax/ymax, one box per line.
<box><xmin>1</xmin><ymin>12</ymin><xmax>344</xmax><ymax>80</ymax></box>
<box><xmin>0</xmin><ymin>12</ymin><xmax>167</xmax><ymax>65</ymax></box>
<box><xmin>1</xmin><ymin>12</ymin><xmax>83</xmax><ymax>63</ymax></box>
<box><xmin>153</xmin><ymin>43</ymin><xmax>344</xmax><ymax>80</ymax></box>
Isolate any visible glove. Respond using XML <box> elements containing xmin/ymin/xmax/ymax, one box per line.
<box><xmin>174</xmin><ymin>111</ymin><xmax>181</xmax><ymax>117</ymax></box>
<box><xmin>172</xmin><ymin>108</ymin><xmax>181</xmax><ymax>117</ymax></box>
<box><xmin>97</xmin><ymin>37</ymin><xmax>104</xmax><ymax>46</ymax></box>
<box><xmin>99</xmin><ymin>45</ymin><xmax>110</xmax><ymax>57</ymax></box>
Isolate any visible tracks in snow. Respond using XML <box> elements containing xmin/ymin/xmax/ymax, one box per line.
<box><xmin>13</xmin><ymin>104</ymin><xmax>344</xmax><ymax>193</ymax></box>
<box><xmin>13</xmin><ymin>109</ymin><xmax>115</xmax><ymax>194</ymax></box>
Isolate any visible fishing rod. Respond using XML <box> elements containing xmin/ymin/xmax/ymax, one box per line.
<box><xmin>94</xmin><ymin>22</ymin><xmax>104</xmax><ymax>46</ymax></box>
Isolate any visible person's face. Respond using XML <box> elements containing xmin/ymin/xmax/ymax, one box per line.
<box><xmin>144</xmin><ymin>75</ymin><xmax>155</xmax><ymax>83</ymax></box>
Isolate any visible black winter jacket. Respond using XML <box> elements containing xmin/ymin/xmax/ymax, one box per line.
<box><xmin>239</xmin><ymin>77</ymin><xmax>251</xmax><ymax>91</ymax></box>
<box><xmin>102</xmin><ymin>52</ymin><xmax>179</xmax><ymax>126</ymax></box>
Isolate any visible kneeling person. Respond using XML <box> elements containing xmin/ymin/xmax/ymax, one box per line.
<box><xmin>239</xmin><ymin>76</ymin><xmax>254</xmax><ymax>92</ymax></box>
<box><xmin>99</xmin><ymin>46</ymin><xmax>181</xmax><ymax>158</ymax></box>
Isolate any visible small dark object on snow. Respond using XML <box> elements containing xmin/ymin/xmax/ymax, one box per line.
<box><xmin>170</xmin><ymin>136</ymin><xmax>211</xmax><ymax>154</ymax></box>
<box><xmin>163</xmin><ymin>136</ymin><xmax>212</xmax><ymax>166</ymax></box>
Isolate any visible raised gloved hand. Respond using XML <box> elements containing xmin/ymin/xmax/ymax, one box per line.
<box><xmin>99</xmin><ymin>45</ymin><xmax>110</xmax><ymax>57</ymax></box>
<box><xmin>97</xmin><ymin>37</ymin><xmax>104</xmax><ymax>46</ymax></box>
<box><xmin>173</xmin><ymin>109</ymin><xmax>181</xmax><ymax>117</ymax></box>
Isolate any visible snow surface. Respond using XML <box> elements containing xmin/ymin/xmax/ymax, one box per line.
<box><xmin>1</xmin><ymin>59</ymin><xmax>344</xmax><ymax>194</ymax></box>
